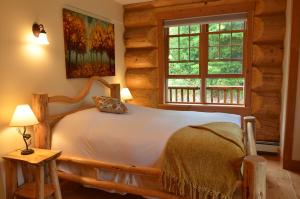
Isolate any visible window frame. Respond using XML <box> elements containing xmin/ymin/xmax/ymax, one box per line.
<box><xmin>166</xmin><ymin>23</ymin><xmax>246</xmax><ymax>104</ymax></box>
<box><xmin>157</xmin><ymin>3</ymin><xmax>254</xmax><ymax>115</ymax></box>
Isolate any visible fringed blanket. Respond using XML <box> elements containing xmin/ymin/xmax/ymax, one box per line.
<box><xmin>161</xmin><ymin>122</ymin><xmax>245</xmax><ymax>199</ymax></box>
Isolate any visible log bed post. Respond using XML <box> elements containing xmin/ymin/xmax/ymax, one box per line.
<box><xmin>110</xmin><ymin>83</ymin><xmax>121</xmax><ymax>100</ymax></box>
<box><xmin>243</xmin><ymin>116</ymin><xmax>267</xmax><ymax>199</ymax></box>
<box><xmin>243</xmin><ymin>156</ymin><xmax>267</xmax><ymax>199</ymax></box>
<box><xmin>32</xmin><ymin>93</ymin><xmax>50</xmax><ymax>149</ymax></box>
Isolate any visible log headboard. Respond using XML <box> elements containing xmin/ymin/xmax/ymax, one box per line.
<box><xmin>32</xmin><ymin>76</ymin><xmax>120</xmax><ymax>149</ymax></box>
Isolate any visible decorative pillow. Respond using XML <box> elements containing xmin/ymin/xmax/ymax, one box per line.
<box><xmin>92</xmin><ymin>96</ymin><xmax>128</xmax><ymax>114</ymax></box>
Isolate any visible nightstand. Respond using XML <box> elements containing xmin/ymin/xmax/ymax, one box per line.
<box><xmin>3</xmin><ymin>148</ymin><xmax>62</xmax><ymax>199</ymax></box>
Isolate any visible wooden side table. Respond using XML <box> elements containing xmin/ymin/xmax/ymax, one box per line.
<box><xmin>3</xmin><ymin>148</ymin><xmax>62</xmax><ymax>199</ymax></box>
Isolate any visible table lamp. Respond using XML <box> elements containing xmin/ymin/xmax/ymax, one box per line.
<box><xmin>121</xmin><ymin>88</ymin><xmax>133</xmax><ymax>102</ymax></box>
<box><xmin>9</xmin><ymin>104</ymin><xmax>39</xmax><ymax>155</ymax></box>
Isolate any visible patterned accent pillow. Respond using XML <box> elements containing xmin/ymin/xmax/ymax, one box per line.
<box><xmin>92</xmin><ymin>96</ymin><xmax>128</xmax><ymax>114</ymax></box>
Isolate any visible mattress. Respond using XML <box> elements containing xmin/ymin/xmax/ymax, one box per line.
<box><xmin>51</xmin><ymin>104</ymin><xmax>241</xmax><ymax>193</ymax></box>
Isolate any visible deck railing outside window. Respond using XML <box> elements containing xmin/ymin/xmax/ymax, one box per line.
<box><xmin>167</xmin><ymin>86</ymin><xmax>244</xmax><ymax>105</ymax></box>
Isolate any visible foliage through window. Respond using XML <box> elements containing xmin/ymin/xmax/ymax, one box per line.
<box><xmin>165</xmin><ymin>20</ymin><xmax>247</xmax><ymax>105</ymax></box>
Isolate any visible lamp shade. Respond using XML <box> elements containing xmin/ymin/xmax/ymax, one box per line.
<box><xmin>37</xmin><ymin>32</ymin><xmax>49</xmax><ymax>45</ymax></box>
<box><xmin>10</xmin><ymin>104</ymin><xmax>39</xmax><ymax>127</ymax></box>
<box><xmin>121</xmin><ymin>88</ymin><xmax>133</xmax><ymax>101</ymax></box>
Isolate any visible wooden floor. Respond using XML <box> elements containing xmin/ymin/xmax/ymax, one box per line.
<box><xmin>62</xmin><ymin>155</ymin><xmax>300</xmax><ymax>199</ymax></box>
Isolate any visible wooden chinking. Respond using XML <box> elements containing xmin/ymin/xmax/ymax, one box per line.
<box><xmin>124</xmin><ymin>0</ymin><xmax>286</xmax><ymax>142</ymax></box>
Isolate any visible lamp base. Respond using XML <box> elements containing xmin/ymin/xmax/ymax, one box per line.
<box><xmin>21</xmin><ymin>148</ymin><xmax>34</xmax><ymax>155</ymax></box>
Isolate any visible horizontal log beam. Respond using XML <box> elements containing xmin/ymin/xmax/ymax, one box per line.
<box><xmin>253</xmin><ymin>65</ymin><xmax>282</xmax><ymax>75</ymax></box>
<box><xmin>152</xmin><ymin>0</ymin><xmax>251</xmax><ymax>9</ymax></box>
<box><xmin>125</xmin><ymin>49</ymin><xmax>157</xmax><ymax>68</ymax></box>
<box><xmin>153</xmin><ymin>0</ymin><xmax>219</xmax><ymax>7</ymax></box>
<box><xmin>125</xmin><ymin>27</ymin><xmax>157</xmax><ymax>49</ymax></box>
<box><xmin>126</xmin><ymin>68</ymin><xmax>158</xmax><ymax>89</ymax></box>
<box><xmin>124</xmin><ymin>9</ymin><xmax>157</xmax><ymax>27</ymax></box>
<box><xmin>129</xmin><ymin>89</ymin><xmax>158</xmax><ymax>108</ymax></box>
<box><xmin>124</xmin><ymin>2</ymin><xmax>154</xmax><ymax>11</ymax></box>
<box><xmin>251</xmin><ymin>92</ymin><xmax>281</xmax><ymax>115</ymax></box>
<box><xmin>57</xmin><ymin>171</ymin><xmax>180</xmax><ymax>199</ymax></box>
<box><xmin>253</xmin><ymin>113</ymin><xmax>280</xmax><ymax>141</ymax></box>
<box><xmin>251</xmin><ymin>67</ymin><xmax>282</xmax><ymax>92</ymax></box>
<box><xmin>253</xmin><ymin>15</ymin><xmax>285</xmax><ymax>43</ymax></box>
<box><xmin>255</xmin><ymin>0</ymin><xmax>286</xmax><ymax>16</ymax></box>
<box><xmin>58</xmin><ymin>156</ymin><xmax>161</xmax><ymax>177</ymax></box>
<box><xmin>252</xmin><ymin>44</ymin><xmax>283</xmax><ymax>66</ymax></box>
<box><xmin>255</xmin><ymin>129</ymin><xmax>280</xmax><ymax>141</ymax></box>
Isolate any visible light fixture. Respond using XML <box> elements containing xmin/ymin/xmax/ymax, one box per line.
<box><xmin>32</xmin><ymin>23</ymin><xmax>49</xmax><ymax>45</ymax></box>
<box><xmin>121</xmin><ymin>88</ymin><xmax>133</xmax><ymax>102</ymax></box>
<box><xmin>10</xmin><ymin>104</ymin><xmax>39</xmax><ymax>155</ymax></box>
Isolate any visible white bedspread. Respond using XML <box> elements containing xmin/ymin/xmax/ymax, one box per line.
<box><xmin>51</xmin><ymin>104</ymin><xmax>241</xmax><ymax>194</ymax></box>
<box><xmin>52</xmin><ymin>104</ymin><xmax>241</xmax><ymax>167</ymax></box>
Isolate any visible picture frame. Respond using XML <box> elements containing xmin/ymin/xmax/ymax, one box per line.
<box><xmin>63</xmin><ymin>8</ymin><xmax>115</xmax><ymax>78</ymax></box>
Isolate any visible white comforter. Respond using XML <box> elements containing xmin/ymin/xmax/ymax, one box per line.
<box><xmin>52</xmin><ymin>104</ymin><xmax>241</xmax><ymax>167</ymax></box>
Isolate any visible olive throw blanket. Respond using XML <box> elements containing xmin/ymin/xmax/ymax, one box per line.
<box><xmin>161</xmin><ymin>122</ymin><xmax>245</xmax><ymax>199</ymax></box>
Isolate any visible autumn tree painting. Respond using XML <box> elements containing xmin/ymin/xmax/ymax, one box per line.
<box><xmin>63</xmin><ymin>9</ymin><xmax>115</xmax><ymax>78</ymax></box>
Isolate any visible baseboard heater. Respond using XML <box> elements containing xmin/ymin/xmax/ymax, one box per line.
<box><xmin>256</xmin><ymin>141</ymin><xmax>280</xmax><ymax>154</ymax></box>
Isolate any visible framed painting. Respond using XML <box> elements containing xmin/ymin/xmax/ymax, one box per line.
<box><xmin>63</xmin><ymin>8</ymin><xmax>115</xmax><ymax>78</ymax></box>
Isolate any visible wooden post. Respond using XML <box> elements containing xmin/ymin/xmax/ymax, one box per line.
<box><xmin>230</xmin><ymin>90</ymin><xmax>234</xmax><ymax>104</ymax></box>
<box><xmin>35</xmin><ymin>165</ymin><xmax>45</xmax><ymax>199</ymax></box>
<box><xmin>244</xmin><ymin>116</ymin><xmax>257</xmax><ymax>156</ymax></box>
<box><xmin>243</xmin><ymin>155</ymin><xmax>267</xmax><ymax>199</ymax></box>
<box><xmin>244</xmin><ymin>116</ymin><xmax>256</xmax><ymax>139</ymax></box>
<box><xmin>110</xmin><ymin>84</ymin><xmax>121</xmax><ymax>100</ymax></box>
<box><xmin>32</xmin><ymin>93</ymin><xmax>50</xmax><ymax>149</ymax></box>
<box><xmin>5</xmin><ymin>160</ymin><xmax>17</xmax><ymax>199</ymax></box>
<box><xmin>224</xmin><ymin>89</ymin><xmax>227</xmax><ymax>104</ymax></box>
<box><xmin>50</xmin><ymin>160</ymin><xmax>62</xmax><ymax>199</ymax></box>
<box><xmin>193</xmin><ymin>89</ymin><xmax>196</xmax><ymax>102</ymax></box>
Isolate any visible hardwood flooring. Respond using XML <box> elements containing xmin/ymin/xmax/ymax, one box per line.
<box><xmin>61</xmin><ymin>155</ymin><xmax>300</xmax><ymax>199</ymax></box>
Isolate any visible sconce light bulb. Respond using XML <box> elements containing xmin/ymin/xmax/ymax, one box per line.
<box><xmin>37</xmin><ymin>32</ymin><xmax>49</xmax><ymax>45</ymax></box>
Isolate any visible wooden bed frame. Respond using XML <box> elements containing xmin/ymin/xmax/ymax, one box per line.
<box><xmin>32</xmin><ymin>76</ymin><xmax>266</xmax><ymax>199</ymax></box>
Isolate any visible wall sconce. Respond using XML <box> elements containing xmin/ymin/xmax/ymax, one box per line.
<box><xmin>32</xmin><ymin>23</ymin><xmax>49</xmax><ymax>45</ymax></box>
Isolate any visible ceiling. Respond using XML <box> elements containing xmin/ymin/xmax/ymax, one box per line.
<box><xmin>114</xmin><ymin>0</ymin><xmax>151</xmax><ymax>5</ymax></box>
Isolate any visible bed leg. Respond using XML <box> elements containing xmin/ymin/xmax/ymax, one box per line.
<box><xmin>243</xmin><ymin>155</ymin><xmax>267</xmax><ymax>199</ymax></box>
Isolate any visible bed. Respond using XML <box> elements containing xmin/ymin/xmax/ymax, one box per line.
<box><xmin>32</xmin><ymin>76</ymin><xmax>266</xmax><ymax>199</ymax></box>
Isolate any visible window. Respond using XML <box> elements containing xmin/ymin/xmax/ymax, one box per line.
<box><xmin>164</xmin><ymin>17</ymin><xmax>248</xmax><ymax>106</ymax></box>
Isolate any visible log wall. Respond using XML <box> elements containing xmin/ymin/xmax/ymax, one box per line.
<box><xmin>124</xmin><ymin>0</ymin><xmax>286</xmax><ymax>141</ymax></box>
